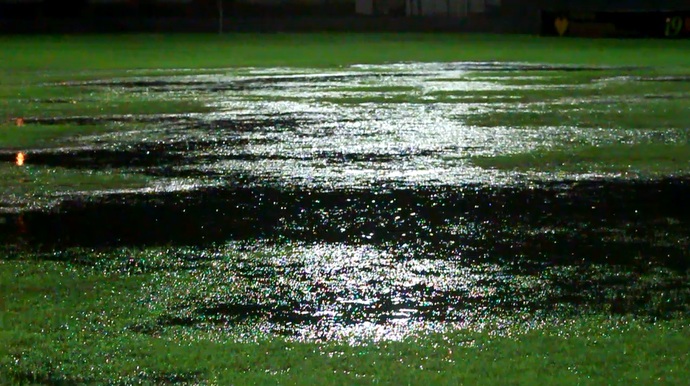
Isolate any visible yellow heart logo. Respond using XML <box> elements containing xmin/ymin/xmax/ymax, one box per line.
<box><xmin>555</xmin><ymin>17</ymin><xmax>569</xmax><ymax>36</ymax></box>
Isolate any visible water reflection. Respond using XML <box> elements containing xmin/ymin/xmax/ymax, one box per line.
<box><xmin>2</xmin><ymin>62</ymin><xmax>689</xmax><ymax>342</ymax></box>
<box><xmin>12</xmin><ymin>62</ymin><xmax>688</xmax><ymax>198</ymax></box>
<box><xmin>3</xmin><ymin>179</ymin><xmax>686</xmax><ymax>341</ymax></box>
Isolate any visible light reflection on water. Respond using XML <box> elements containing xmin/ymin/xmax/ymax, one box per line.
<box><xmin>139</xmin><ymin>241</ymin><xmax>530</xmax><ymax>342</ymax></box>
<box><xmin>3</xmin><ymin>62</ymin><xmax>689</xmax><ymax>342</ymax></box>
<box><xmin>128</xmin><ymin>224</ymin><xmax>687</xmax><ymax>342</ymax></box>
<box><xmin>9</xmin><ymin>62</ymin><xmax>687</xmax><ymax>196</ymax></box>
<box><xmin>30</xmin><ymin>62</ymin><xmax>684</xmax><ymax>192</ymax></box>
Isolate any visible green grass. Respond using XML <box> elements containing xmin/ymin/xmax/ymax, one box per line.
<box><xmin>2</xmin><ymin>34</ymin><xmax>690</xmax><ymax>153</ymax></box>
<box><xmin>0</xmin><ymin>256</ymin><xmax>688</xmax><ymax>385</ymax></box>
<box><xmin>431</xmin><ymin>77</ymin><xmax>690</xmax><ymax>103</ymax></box>
<box><xmin>464</xmin><ymin>99</ymin><xmax>690</xmax><ymax>129</ymax></box>
<box><xmin>2</xmin><ymin>34</ymin><xmax>690</xmax><ymax>73</ymax></box>
<box><xmin>0</xmin><ymin>164</ymin><xmax>150</xmax><ymax>196</ymax></box>
<box><xmin>0</xmin><ymin>123</ymin><xmax>126</xmax><ymax>149</ymax></box>
<box><xmin>472</xmin><ymin>143</ymin><xmax>690</xmax><ymax>175</ymax></box>
<box><xmin>2</xmin><ymin>34</ymin><xmax>690</xmax><ymax>105</ymax></box>
<box><xmin>1</xmin><ymin>34</ymin><xmax>690</xmax><ymax>384</ymax></box>
<box><xmin>1</xmin><ymin>81</ymin><xmax>211</xmax><ymax>122</ymax></box>
<box><xmin>4</xmin><ymin>98</ymin><xmax>211</xmax><ymax>121</ymax></box>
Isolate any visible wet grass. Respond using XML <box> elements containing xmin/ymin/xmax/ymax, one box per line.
<box><xmin>1</xmin><ymin>80</ymin><xmax>209</xmax><ymax>152</ymax></box>
<box><xmin>2</xmin><ymin>34</ymin><xmax>690</xmax><ymax>179</ymax></box>
<box><xmin>0</xmin><ymin>179</ymin><xmax>688</xmax><ymax>382</ymax></box>
<box><xmin>0</xmin><ymin>164</ymin><xmax>150</xmax><ymax>197</ymax></box>
<box><xmin>333</xmin><ymin>85</ymin><xmax>417</xmax><ymax>93</ymax></box>
<box><xmin>472</xmin><ymin>143</ymin><xmax>690</xmax><ymax>175</ymax></box>
<box><xmin>1</xmin><ymin>79</ymin><xmax>212</xmax><ymax>120</ymax></box>
<box><xmin>0</xmin><ymin>257</ymin><xmax>688</xmax><ymax>384</ymax></box>
<box><xmin>464</xmin><ymin>100</ymin><xmax>690</xmax><ymax>129</ymax></box>
<box><xmin>0</xmin><ymin>122</ymin><xmax>124</xmax><ymax>149</ymax></box>
<box><xmin>317</xmin><ymin>89</ymin><xmax>690</xmax><ymax>107</ymax></box>
<box><xmin>461</xmin><ymin>69</ymin><xmax>690</xmax><ymax>86</ymax></box>
<box><xmin>432</xmin><ymin>77</ymin><xmax>690</xmax><ymax>103</ymax></box>
<box><xmin>2</xmin><ymin>33</ymin><xmax>690</xmax><ymax>383</ymax></box>
<box><xmin>318</xmin><ymin>94</ymin><xmax>431</xmax><ymax>104</ymax></box>
<box><xmin>228</xmin><ymin>67</ymin><xmax>690</xmax><ymax>120</ymax></box>
<box><xmin>272</xmin><ymin>74</ymin><xmax>690</xmax><ymax>107</ymax></box>
<box><xmin>5</xmin><ymin>97</ymin><xmax>211</xmax><ymax>120</ymax></box>
<box><xmin>2</xmin><ymin>34</ymin><xmax>690</xmax><ymax>72</ymax></box>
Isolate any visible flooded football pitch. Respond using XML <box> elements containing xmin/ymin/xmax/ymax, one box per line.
<box><xmin>2</xmin><ymin>62</ymin><xmax>689</xmax><ymax>341</ymax></box>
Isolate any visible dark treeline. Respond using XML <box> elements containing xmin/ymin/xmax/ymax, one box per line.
<box><xmin>2</xmin><ymin>0</ymin><xmax>690</xmax><ymax>36</ymax></box>
<box><xmin>0</xmin><ymin>0</ymin><xmax>352</xmax><ymax>19</ymax></box>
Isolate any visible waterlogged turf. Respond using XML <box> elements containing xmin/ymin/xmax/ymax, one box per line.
<box><xmin>4</xmin><ymin>62</ymin><xmax>690</xmax><ymax>200</ymax></box>
<box><xmin>3</xmin><ymin>180</ymin><xmax>688</xmax><ymax>338</ymax></box>
<box><xmin>1</xmin><ymin>55</ymin><xmax>690</xmax><ymax>383</ymax></box>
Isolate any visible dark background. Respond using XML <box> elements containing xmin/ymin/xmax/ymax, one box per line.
<box><xmin>1</xmin><ymin>0</ymin><xmax>690</xmax><ymax>36</ymax></box>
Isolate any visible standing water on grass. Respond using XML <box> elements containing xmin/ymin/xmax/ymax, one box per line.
<box><xmin>1</xmin><ymin>62</ymin><xmax>689</xmax><ymax>341</ymax></box>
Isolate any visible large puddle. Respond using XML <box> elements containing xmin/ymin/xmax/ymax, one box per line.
<box><xmin>6</xmin><ymin>62</ymin><xmax>689</xmax><ymax>195</ymax></box>
<box><xmin>3</xmin><ymin>62</ymin><xmax>690</xmax><ymax>341</ymax></box>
